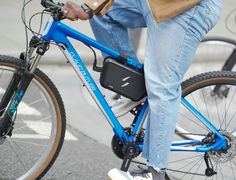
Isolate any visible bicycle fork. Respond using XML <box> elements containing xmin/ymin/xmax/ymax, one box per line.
<box><xmin>0</xmin><ymin>38</ymin><xmax>48</xmax><ymax>136</ymax></box>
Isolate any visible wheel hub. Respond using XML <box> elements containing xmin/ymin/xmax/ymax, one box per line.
<box><xmin>209</xmin><ymin>131</ymin><xmax>236</xmax><ymax>163</ymax></box>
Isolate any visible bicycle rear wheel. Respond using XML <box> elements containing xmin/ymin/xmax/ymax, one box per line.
<box><xmin>169</xmin><ymin>71</ymin><xmax>236</xmax><ymax>179</ymax></box>
<box><xmin>0</xmin><ymin>55</ymin><xmax>66</xmax><ymax>179</ymax></box>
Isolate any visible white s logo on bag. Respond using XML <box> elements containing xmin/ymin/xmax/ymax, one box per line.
<box><xmin>121</xmin><ymin>76</ymin><xmax>131</xmax><ymax>88</ymax></box>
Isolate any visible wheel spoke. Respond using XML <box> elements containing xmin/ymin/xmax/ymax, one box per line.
<box><xmin>18</xmin><ymin>97</ymin><xmax>44</xmax><ymax>112</ymax></box>
<box><xmin>219</xmin><ymin>164</ymin><xmax>225</xmax><ymax>180</ymax></box>
<box><xmin>190</xmin><ymin>158</ymin><xmax>204</xmax><ymax>180</ymax></box>
<box><xmin>13</xmin><ymin>124</ymin><xmax>28</xmax><ymax>132</ymax></box>
<box><xmin>213</xmin><ymin>90</ymin><xmax>221</xmax><ymax>129</ymax></box>
<box><xmin>179</xmin><ymin>111</ymin><xmax>209</xmax><ymax>131</ymax></box>
<box><xmin>190</xmin><ymin>94</ymin><xmax>201</xmax><ymax>113</ymax></box>
<box><xmin>22</xmin><ymin>115</ymin><xmax>52</xmax><ymax>122</ymax></box>
<box><xmin>6</xmin><ymin>139</ymin><xmax>27</xmax><ymax>172</ymax></box>
<box><xmin>8</xmin><ymin>138</ymin><xmax>48</xmax><ymax>147</ymax></box>
<box><xmin>215</xmin><ymin>162</ymin><xmax>219</xmax><ymax>180</ymax></box>
<box><xmin>169</xmin><ymin>155</ymin><xmax>203</xmax><ymax>176</ymax></box>
<box><xmin>169</xmin><ymin>154</ymin><xmax>202</xmax><ymax>164</ymax></box>
<box><xmin>201</xmin><ymin>88</ymin><xmax>211</xmax><ymax>124</ymax></box>
<box><xmin>179</xmin><ymin>157</ymin><xmax>203</xmax><ymax>179</ymax></box>
<box><xmin>225</xmin><ymin>108</ymin><xmax>236</xmax><ymax>129</ymax></box>
<box><xmin>230</xmin><ymin>161</ymin><xmax>236</xmax><ymax>179</ymax></box>
<box><xmin>221</xmin><ymin>88</ymin><xmax>236</xmax><ymax>130</ymax></box>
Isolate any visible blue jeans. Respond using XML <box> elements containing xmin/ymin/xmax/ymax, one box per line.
<box><xmin>90</xmin><ymin>0</ymin><xmax>222</xmax><ymax>169</ymax></box>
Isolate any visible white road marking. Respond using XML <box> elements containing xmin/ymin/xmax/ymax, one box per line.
<box><xmin>233</xmin><ymin>132</ymin><xmax>236</xmax><ymax>137</ymax></box>
<box><xmin>17</xmin><ymin>103</ymin><xmax>42</xmax><ymax>116</ymax></box>
<box><xmin>0</xmin><ymin>87</ymin><xmax>5</xmax><ymax>94</ymax></box>
<box><xmin>0</xmin><ymin>87</ymin><xmax>42</xmax><ymax>116</ymax></box>
<box><xmin>12</xmin><ymin>121</ymin><xmax>77</xmax><ymax>141</ymax></box>
<box><xmin>12</xmin><ymin>134</ymin><xmax>50</xmax><ymax>139</ymax></box>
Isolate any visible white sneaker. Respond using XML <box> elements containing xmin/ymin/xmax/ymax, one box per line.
<box><xmin>111</xmin><ymin>96</ymin><xmax>146</xmax><ymax>118</ymax></box>
<box><xmin>108</xmin><ymin>166</ymin><xmax>168</xmax><ymax>180</ymax></box>
<box><xmin>108</xmin><ymin>168</ymin><xmax>134</xmax><ymax>180</ymax></box>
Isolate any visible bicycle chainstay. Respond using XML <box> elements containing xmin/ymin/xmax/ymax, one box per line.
<box><xmin>131</xmin><ymin>132</ymin><xmax>218</xmax><ymax>177</ymax></box>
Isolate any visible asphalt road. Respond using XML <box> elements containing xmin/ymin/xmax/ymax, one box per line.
<box><xmin>42</xmin><ymin>124</ymin><xmax>122</xmax><ymax>180</ymax></box>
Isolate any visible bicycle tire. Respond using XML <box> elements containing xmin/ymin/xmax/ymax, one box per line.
<box><xmin>169</xmin><ymin>70</ymin><xmax>236</xmax><ymax>179</ymax></box>
<box><xmin>0</xmin><ymin>55</ymin><xmax>66</xmax><ymax>179</ymax></box>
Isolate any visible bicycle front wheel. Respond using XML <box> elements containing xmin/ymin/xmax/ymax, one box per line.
<box><xmin>0</xmin><ymin>55</ymin><xmax>66</xmax><ymax>179</ymax></box>
<box><xmin>169</xmin><ymin>71</ymin><xmax>236</xmax><ymax>179</ymax></box>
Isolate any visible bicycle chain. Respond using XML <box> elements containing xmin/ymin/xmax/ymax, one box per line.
<box><xmin>131</xmin><ymin>160</ymin><xmax>207</xmax><ymax>176</ymax></box>
<box><xmin>131</xmin><ymin>132</ymin><xmax>210</xmax><ymax>177</ymax></box>
<box><xmin>166</xmin><ymin>168</ymin><xmax>206</xmax><ymax>176</ymax></box>
<box><xmin>175</xmin><ymin>132</ymin><xmax>207</xmax><ymax>137</ymax></box>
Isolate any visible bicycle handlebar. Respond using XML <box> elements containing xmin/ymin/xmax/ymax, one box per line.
<box><xmin>41</xmin><ymin>0</ymin><xmax>62</xmax><ymax>9</ymax></box>
<box><xmin>41</xmin><ymin>0</ymin><xmax>65</xmax><ymax>20</ymax></box>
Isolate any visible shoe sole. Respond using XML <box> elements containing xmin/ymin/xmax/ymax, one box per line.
<box><xmin>113</xmin><ymin>97</ymin><xmax>146</xmax><ymax>118</ymax></box>
<box><xmin>108</xmin><ymin>168</ymin><xmax>131</xmax><ymax>180</ymax></box>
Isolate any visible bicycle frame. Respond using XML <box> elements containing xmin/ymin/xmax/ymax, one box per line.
<box><xmin>40</xmin><ymin>17</ymin><xmax>227</xmax><ymax>153</ymax></box>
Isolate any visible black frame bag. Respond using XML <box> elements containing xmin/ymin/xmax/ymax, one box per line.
<box><xmin>100</xmin><ymin>57</ymin><xmax>147</xmax><ymax>101</ymax></box>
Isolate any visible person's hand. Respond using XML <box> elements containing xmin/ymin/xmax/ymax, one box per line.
<box><xmin>62</xmin><ymin>1</ymin><xmax>90</xmax><ymax>21</ymax></box>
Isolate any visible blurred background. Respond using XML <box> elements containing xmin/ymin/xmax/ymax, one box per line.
<box><xmin>0</xmin><ymin>0</ymin><xmax>236</xmax><ymax>64</ymax></box>
<box><xmin>0</xmin><ymin>0</ymin><xmax>236</xmax><ymax>179</ymax></box>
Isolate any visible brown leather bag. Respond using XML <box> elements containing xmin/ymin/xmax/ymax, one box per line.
<box><xmin>148</xmin><ymin>0</ymin><xmax>201</xmax><ymax>22</ymax></box>
<box><xmin>85</xmin><ymin>0</ymin><xmax>114</xmax><ymax>15</ymax></box>
<box><xmin>97</xmin><ymin>0</ymin><xmax>114</xmax><ymax>15</ymax></box>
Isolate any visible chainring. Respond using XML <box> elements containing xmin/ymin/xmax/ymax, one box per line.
<box><xmin>111</xmin><ymin>128</ymin><xmax>144</xmax><ymax>159</ymax></box>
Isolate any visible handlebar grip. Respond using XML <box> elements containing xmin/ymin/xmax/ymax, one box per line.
<box><xmin>41</xmin><ymin>0</ymin><xmax>52</xmax><ymax>8</ymax></box>
<box><xmin>41</xmin><ymin>0</ymin><xmax>62</xmax><ymax>9</ymax></box>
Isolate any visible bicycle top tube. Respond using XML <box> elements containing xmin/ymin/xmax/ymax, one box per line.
<box><xmin>42</xmin><ymin>17</ymin><xmax>143</xmax><ymax>70</ymax></box>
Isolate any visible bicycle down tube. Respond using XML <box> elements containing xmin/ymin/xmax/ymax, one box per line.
<box><xmin>41</xmin><ymin>17</ymin><xmax>227</xmax><ymax>153</ymax></box>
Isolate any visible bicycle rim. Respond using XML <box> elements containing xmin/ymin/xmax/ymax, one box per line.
<box><xmin>0</xmin><ymin>61</ymin><xmax>64</xmax><ymax>179</ymax></box>
<box><xmin>169</xmin><ymin>71</ymin><xmax>236</xmax><ymax>180</ymax></box>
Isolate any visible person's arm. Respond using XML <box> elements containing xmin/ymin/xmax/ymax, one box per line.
<box><xmin>62</xmin><ymin>0</ymin><xmax>114</xmax><ymax>21</ymax></box>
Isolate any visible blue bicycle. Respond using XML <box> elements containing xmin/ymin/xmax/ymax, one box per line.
<box><xmin>0</xmin><ymin>0</ymin><xmax>236</xmax><ymax>179</ymax></box>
